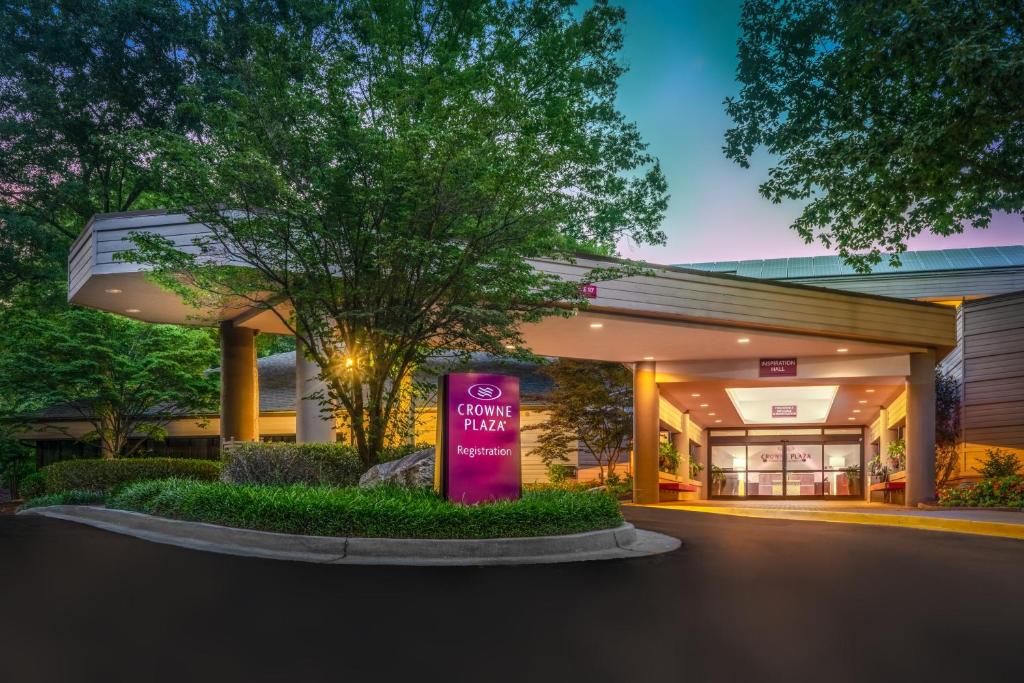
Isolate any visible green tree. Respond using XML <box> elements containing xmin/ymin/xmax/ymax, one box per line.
<box><xmin>935</xmin><ymin>371</ymin><xmax>962</xmax><ymax>488</ymax></box>
<box><xmin>0</xmin><ymin>307</ymin><xmax>219</xmax><ymax>458</ymax></box>
<box><xmin>529</xmin><ymin>359</ymin><xmax>632</xmax><ymax>483</ymax></box>
<box><xmin>130</xmin><ymin>0</ymin><xmax>667</xmax><ymax>467</ymax></box>
<box><xmin>0</xmin><ymin>0</ymin><xmax>197</xmax><ymax>296</ymax></box>
<box><xmin>725</xmin><ymin>0</ymin><xmax>1023</xmax><ymax>270</ymax></box>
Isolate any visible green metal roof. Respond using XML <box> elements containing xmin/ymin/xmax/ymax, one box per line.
<box><xmin>678</xmin><ymin>246</ymin><xmax>1024</xmax><ymax>280</ymax></box>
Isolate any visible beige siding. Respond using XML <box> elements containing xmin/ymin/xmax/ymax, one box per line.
<box><xmin>532</xmin><ymin>258</ymin><xmax>955</xmax><ymax>350</ymax></box>
<box><xmin>886</xmin><ymin>390</ymin><xmax>907</xmax><ymax>429</ymax></box>
<box><xmin>960</xmin><ymin>292</ymin><xmax>1024</xmax><ymax>472</ymax></box>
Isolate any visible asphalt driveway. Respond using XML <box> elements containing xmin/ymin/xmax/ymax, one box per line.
<box><xmin>2</xmin><ymin>507</ymin><xmax>1022</xmax><ymax>682</ymax></box>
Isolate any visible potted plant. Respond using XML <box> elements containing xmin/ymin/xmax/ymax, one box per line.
<box><xmin>887</xmin><ymin>439</ymin><xmax>906</xmax><ymax>472</ymax></box>
<box><xmin>689</xmin><ymin>459</ymin><xmax>704</xmax><ymax>481</ymax></box>
<box><xmin>842</xmin><ymin>465</ymin><xmax>862</xmax><ymax>496</ymax></box>
<box><xmin>711</xmin><ymin>465</ymin><xmax>726</xmax><ymax>495</ymax></box>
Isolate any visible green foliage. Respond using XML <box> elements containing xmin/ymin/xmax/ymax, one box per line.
<box><xmin>221</xmin><ymin>442</ymin><xmax>365</xmax><ymax>488</ymax></box>
<box><xmin>887</xmin><ymin>439</ymin><xmax>906</xmax><ymax>471</ymax></box>
<box><xmin>659</xmin><ymin>441</ymin><xmax>681</xmax><ymax>474</ymax></box>
<box><xmin>689</xmin><ymin>459</ymin><xmax>704</xmax><ymax>480</ymax></box>
<box><xmin>0</xmin><ymin>307</ymin><xmax>219</xmax><ymax>457</ymax></box>
<box><xmin>939</xmin><ymin>476</ymin><xmax>1024</xmax><ymax>509</ymax></box>
<box><xmin>604</xmin><ymin>472</ymin><xmax>633</xmax><ymax>499</ymax></box>
<box><xmin>20</xmin><ymin>490</ymin><xmax>108</xmax><ymax>510</ymax></box>
<box><xmin>977</xmin><ymin>449</ymin><xmax>1022</xmax><ymax>480</ymax></box>
<box><xmin>108</xmin><ymin>479</ymin><xmax>624</xmax><ymax>539</ymax></box>
<box><xmin>0</xmin><ymin>0</ymin><xmax>198</xmax><ymax>297</ymax></box>
<box><xmin>379</xmin><ymin>443</ymin><xmax>435</xmax><ymax>463</ymax></box>
<box><xmin>41</xmin><ymin>457</ymin><xmax>220</xmax><ymax>494</ymax></box>
<box><xmin>0</xmin><ymin>428</ymin><xmax>34</xmax><ymax>498</ymax></box>
<box><xmin>529</xmin><ymin>360</ymin><xmax>633</xmax><ymax>482</ymax></box>
<box><xmin>546</xmin><ymin>463</ymin><xmax>577</xmax><ymax>485</ymax></box>
<box><xmin>935</xmin><ymin>371</ymin><xmax>962</xmax><ymax>488</ymax></box>
<box><xmin>128</xmin><ymin>0</ymin><xmax>666</xmax><ymax>468</ymax></box>
<box><xmin>725</xmin><ymin>0</ymin><xmax>1024</xmax><ymax>268</ymax></box>
<box><xmin>18</xmin><ymin>472</ymin><xmax>45</xmax><ymax>499</ymax></box>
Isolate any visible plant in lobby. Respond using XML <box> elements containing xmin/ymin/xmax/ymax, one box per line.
<box><xmin>689</xmin><ymin>458</ymin><xmax>704</xmax><ymax>480</ymax></box>
<box><xmin>659</xmin><ymin>441</ymin><xmax>681</xmax><ymax>474</ymax></box>
<box><xmin>128</xmin><ymin>0</ymin><xmax>667</xmax><ymax>469</ymax></box>
<box><xmin>842</xmin><ymin>465</ymin><xmax>862</xmax><ymax>497</ymax></box>
<box><xmin>528</xmin><ymin>360</ymin><xmax>633</xmax><ymax>483</ymax></box>
<box><xmin>711</xmin><ymin>465</ymin><xmax>726</xmax><ymax>495</ymax></box>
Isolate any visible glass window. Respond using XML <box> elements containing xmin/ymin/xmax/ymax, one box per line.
<box><xmin>712</xmin><ymin>445</ymin><xmax>747</xmax><ymax>471</ymax></box>
<box><xmin>786</xmin><ymin>444</ymin><xmax>822</xmax><ymax>471</ymax></box>
<box><xmin>825</xmin><ymin>443</ymin><xmax>860</xmax><ymax>470</ymax></box>
<box><xmin>786</xmin><ymin>471</ymin><xmax>823</xmax><ymax>496</ymax></box>
<box><xmin>747</xmin><ymin>428</ymin><xmax>822</xmax><ymax>436</ymax></box>
<box><xmin>748</xmin><ymin>444</ymin><xmax>783</xmax><ymax>471</ymax></box>
<box><xmin>748</xmin><ymin>471</ymin><xmax>784</xmax><ymax>496</ymax></box>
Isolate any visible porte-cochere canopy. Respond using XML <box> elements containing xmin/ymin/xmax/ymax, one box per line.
<box><xmin>69</xmin><ymin>210</ymin><xmax>956</xmax><ymax>505</ymax></box>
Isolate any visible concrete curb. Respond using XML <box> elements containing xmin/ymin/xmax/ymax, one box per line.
<box><xmin>18</xmin><ymin>506</ymin><xmax>681</xmax><ymax>566</ymax></box>
<box><xmin>643</xmin><ymin>503</ymin><xmax>1024</xmax><ymax>541</ymax></box>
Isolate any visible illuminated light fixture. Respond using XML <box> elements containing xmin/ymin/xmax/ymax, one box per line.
<box><xmin>589</xmin><ymin>323</ymin><xmax>603</xmax><ymax>329</ymax></box>
<box><xmin>858</xmin><ymin>400</ymin><xmax>868</xmax><ymax>404</ymax></box>
<box><xmin>504</xmin><ymin>345</ymin><xmax>515</xmax><ymax>350</ymax></box>
<box><xmin>691</xmin><ymin>393</ymin><xmax>701</xmax><ymax>397</ymax></box>
<box><xmin>715</xmin><ymin>419</ymin><xmax>722</xmax><ymax>423</ymax></box>
<box><xmin>643</xmin><ymin>356</ymin><xmax>655</xmax><ymax>360</ymax></box>
<box><xmin>725</xmin><ymin>385</ymin><xmax>840</xmax><ymax>425</ymax></box>
<box><xmin>737</xmin><ymin>338</ymin><xmax>751</xmax><ymax>344</ymax></box>
<box><xmin>699</xmin><ymin>403</ymin><xmax>709</xmax><ymax>408</ymax></box>
<box><xmin>848</xmin><ymin>417</ymin><xmax>856</xmax><ymax>421</ymax></box>
<box><xmin>836</xmin><ymin>348</ymin><xmax>849</xmax><ymax>353</ymax></box>
<box><xmin>344</xmin><ymin>357</ymin><xmax>355</xmax><ymax>368</ymax></box>
<box><xmin>865</xmin><ymin>389</ymin><xmax>876</xmax><ymax>393</ymax></box>
<box><xmin>125</xmin><ymin>308</ymin><xmax>141</xmax><ymax>314</ymax></box>
<box><xmin>104</xmin><ymin>288</ymin><xmax>122</xmax><ymax>294</ymax></box>
<box><xmin>852</xmin><ymin>409</ymin><xmax>861</xmax><ymax>413</ymax></box>
<box><xmin>708</xmin><ymin>412</ymin><xmax>716</xmax><ymax>416</ymax></box>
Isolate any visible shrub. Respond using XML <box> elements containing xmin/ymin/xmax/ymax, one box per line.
<box><xmin>42</xmin><ymin>458</ymin><xmax>221</xmax><ymax>494</ymax></box>
<box><xmin>19</xmin><ymin>471</ymin><xmax>45</xmax><ymax>499</ymax></box>
<box><xmin>976</xmin><ymin>449</ymin><xmax>1022</xmax><ymax>480</ymax></box>
<box><xmin>109</xmin><ymin>479</ymin><xmax>624</xmax><ymax>539</ymax></box>
<box><xmin>221</xmin><ymin>442</ymin><xmax>365</xmax><ymax>487</ymax></box>
<box><xmin>379</xmin><ymin>442</ymin><xmax>434</xmax><ymax>463</ymax></box>
<box><xmin>546</xmin><ymin>463</ymin><xmax>576</xmax><ymax>484</ymax></box>
<box><xmin>20</xmin><ymin>490</ymin><xmax>108</xmax><ymax>510</ymax></box>
<box><xmin>939</xmin><ymin>475</ymin><xmax>1024</xmax><ymax>508</ymax></box>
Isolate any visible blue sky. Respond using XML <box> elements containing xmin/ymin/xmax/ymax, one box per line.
<box><xmin>611</xmin><ymin>0</ymin><xmax>1022</xmax><ymax>265</ymax></box>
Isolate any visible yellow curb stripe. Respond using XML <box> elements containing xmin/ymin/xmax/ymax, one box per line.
<box><xmin>639</xmin><ymin>504</ymin><xmax>1024</xmax><ymax>541</ymax></box>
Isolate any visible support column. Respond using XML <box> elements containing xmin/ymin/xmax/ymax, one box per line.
<box><xmin>633</xmin><ymin>360</ymin><xmax>660</xmax><ymax>504</ymax></box>
<box><xmin>672</xmin><ymin>413</ymin><xmax>690</xmax><ymax>480</ymax></box>
<box><xmin>295</xmin><ymin>338</ymin><xmax>336</xmax><ymax>444</ymax></box>
<box><xmin>905</xmin><ymin>351</ymin><xmax>937</xmax><ymax>506</ymax></box>
<box><xmin>219</xmin><ymin>321</ymin><xmax>259</xmax><ymax>443</ymax></box>
<box><xmin>698</xmin><ymin>428</ymin><xmax>709</xmax><ymax>499</ymax></box>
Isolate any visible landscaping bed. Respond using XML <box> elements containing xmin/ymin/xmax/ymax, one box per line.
<box><xmin>938</xmin><ymin>475</ymin><xmax>1024</xmax><ymax>508</ymax></box>
<box><xmin>99</xmin><ymin>478</ymin><xmax>624</xmax><ymax>539</ymax></box>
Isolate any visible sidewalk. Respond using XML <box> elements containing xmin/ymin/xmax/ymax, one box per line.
<box><xmin>640</xmin><ymin>500</ymin><xmax>1024</xmax><ymax>540</ymax></box>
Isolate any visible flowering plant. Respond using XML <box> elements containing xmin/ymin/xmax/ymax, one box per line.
<box><xmin>939</xmin><ymin>475</ymin><xmax>1024</xmax><ymax>508</ymax></box>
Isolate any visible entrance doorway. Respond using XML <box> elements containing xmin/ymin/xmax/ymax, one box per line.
<box><xmin>709</xmin><ymin>429</ymin><xmax>863</xmax><ymax>499</ymax></box>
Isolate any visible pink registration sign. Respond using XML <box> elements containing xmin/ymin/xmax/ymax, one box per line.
<box><xmin>440</xmin><ymin>373</ymin><xmax>521</xmax><ymax>504</ymax></box>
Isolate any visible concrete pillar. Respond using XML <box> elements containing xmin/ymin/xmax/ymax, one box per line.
<box><xmin>295</xmin><ymin>338</ymin><xmax>336</xmax><ymax>444</ymax></box>
<box><xmin>698</xmin><ymin>429</ymin><xmax>710</xmax><ymax>499</ymax></box>
<box><xmin>219</xmin><ymin>321</ymin><xmax>259</xmax><ymax>443</ymax></box>
<box><xmin>633</xmin><ymin>360</ymin><xmax>660</xmax><ymax>504</ymax></box>
<box><xmin>905</xmin><ymin>351</ymin><xmax>937</xmax><ymax>506</ymax></box>
<box><xmin>672</xmin><ymin>412</ymin><xmax>690</xmax><ymax>480</ymax></box>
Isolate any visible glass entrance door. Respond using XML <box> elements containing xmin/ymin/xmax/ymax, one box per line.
<box><xmin>710</xmin><ymin>437</ymin><xmax>863</xmax><ymax>499</ymax></box>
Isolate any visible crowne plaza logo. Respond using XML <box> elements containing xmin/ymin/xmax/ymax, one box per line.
<box><xmin>468</xmin><ymin>384</ymin><xmax>502</xmax><ymax>401</ymax></box>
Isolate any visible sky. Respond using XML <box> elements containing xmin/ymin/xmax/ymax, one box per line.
<box><xmin>611</xmin><ymin>0</ymin><xmax>1022</xmax><ymax>265</ymax></box>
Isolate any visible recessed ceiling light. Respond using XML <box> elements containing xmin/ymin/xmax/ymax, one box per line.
<box><xmin>836</xmin><ymin>348</ymin><xmax>849</xmax><ymax>353</ymax></box>
<box><xmin>691</xmin><ymin>393</ymin><xmax>701</xmax><ymax>398</ymax></box>
<box><xmin>715</xmin><ymin>419</ymin><xmax>722</xmax><ymax>423</ymax></box>
<box><xmin>104</xmin><ymin>288</ymin><xmax>122</xmax><ymax>294</ymax></box>
<box><xmin>708</xmin><ymin>412</ymin><xmax>716</xmax><ymax>416</ymax></box>
<box><xmin>737</xmin><ymin>338</ymin><xmax>751</xmax><ymax>344</ymax></box>
<box><xmin>848</xmin><ymin>417</ymin><xmax>856</xmax><ymax>421</ymax></box>
<box><xmin>589</xmin><ymin>323</ymin><xmax>603</xmax><ymax>329</ymax></box>
<box><xmin>699</xmin><ymin>403</ymin><xmax>709</xmax><ymax>408</ymax></box>
<box><xmin>852</xmin><ymin>409</ymin><xmax>861</xmax><ymax>413</ymax></box>
<box><xmin>125</xmin><ymin>308</ymin><xmax>141</xmax><ymax>314</ymax></box>
<box><xmin>858</xmin><ymin>400</ymin><xmax>868</xmax><ymax>404</ymax></box>
<box><xmin>865</xmin><ymin>389</ymin><xmax>875</xmax><ymax>393</ymax></box>
<box><xmin>643</xmin><ymin>356</ymin><xmax>654</xmax><ymax>360</ymax></box>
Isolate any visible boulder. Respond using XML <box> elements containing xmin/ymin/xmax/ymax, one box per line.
<box><xmin>358</xmin><ymin>448</ymin><xmax>435</xmax><ymax>488</ymax></box>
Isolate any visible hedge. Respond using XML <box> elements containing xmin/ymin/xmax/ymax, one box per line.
<box><xmin>221</xmin><ymin>442</ymin><xmax>365</xmax><ymax>487</ymax></box>
<box><xmin>41</xmin><ymin>458</ymin><xmax>221</xmax><ymax>494</ymax></box>
<box><xmin>21</xmin><ymin>490</ymin><xmax>107</xmax><ymax>509</ymax></box>
<box><xmin>109</xmin><ymin>479</ymin><xmax>624</xmax><ymax>539</ymax></box>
